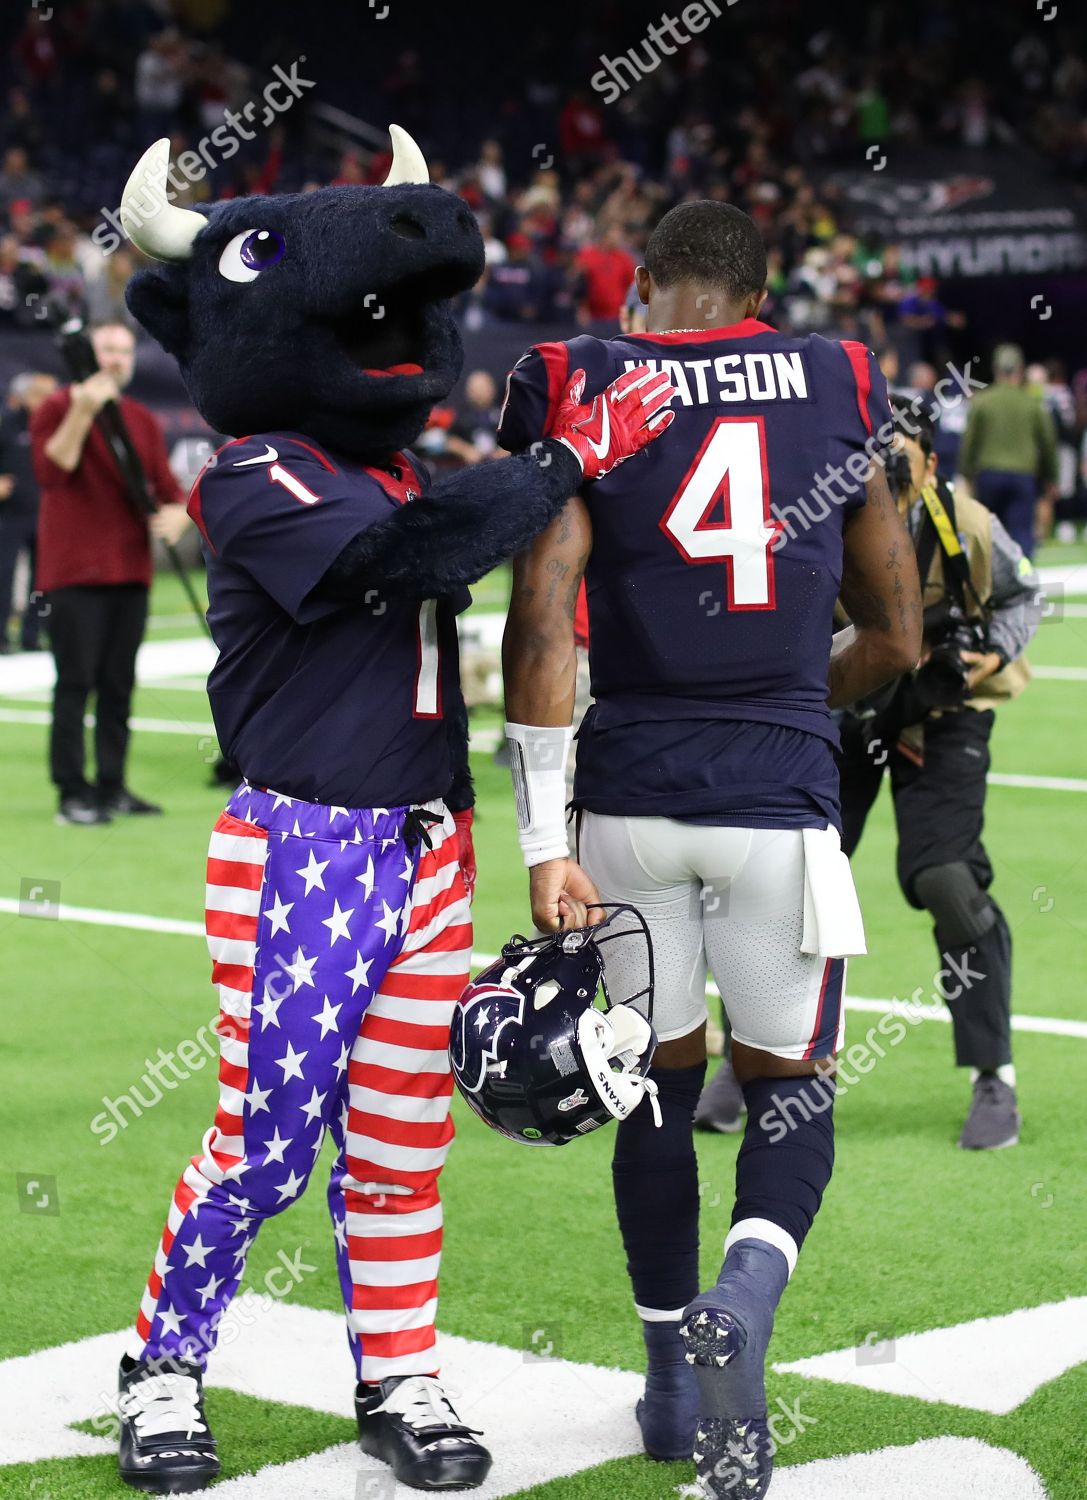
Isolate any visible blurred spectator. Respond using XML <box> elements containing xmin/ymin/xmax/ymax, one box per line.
<box><xmin>87</xmin><ymin>69</ymin><xmax>135</xmax><ymax>147</ymax></box>
<box><xmin>135</xmin><ymin>29</ymin><xmax>189</xmax><ymax>141</ymax></box>
<box><xmin>83</xmin><ymin>246</ymin><xmax>138</xmax><ymax>329</ymax></box>
<box><xmin>13</xmin><ymin>10</ymin><xmax>58</xmax><ymax>93</ymax></box>
<box><xmin>0</xmin><ymin>148</ymin><xmax>44</xmax><ymax>214</ymax></box>
<box><xmin>559</xmin><ymin>90</ymin><xmax>608</xmax><ymax>175</ymax></box>
<box><xmin>895</xmin><ymin>276</ymin><xmax>967</xmax><ymax>366</ymax></box>
<box><xmin>31</xmin><ymin>323</ymin><xmax>191</xmax><ymax>826</ymax></box>
<box><xmin>575</xmin><ymin>223</ymin><xmax>635</xmax><ymax>323</ymax></box>
<box><xmin>0</xmin><ymin>87</ymin><xmax>45</xmax><ymax>157</ymax></box>
<box><xmin>0</xmin><ymin>372</ymin><xmax>57</xmax><ymax>653</ymax></box>
<box><xmin>0</xmin><ymin>234</ymin><xmax>48</xmax><ymax>328</ymax></box>
<box><xmin>40</xmin><ymin>222</ymin><xmax>89</xmax><ymax>321</ymax></box>
<box><xmin>1029</xmin><ymin>360</ymin><xmax>1080</xmax><ymax>544</ymax></box>
<box><xmin>483</xmin><ymin>233</ymin><xmax>549</xmax><ymax>322</ymax></box>
<box><xmin>453</xmin><ymin>370</ymin><xmax>502</xmax><ymax>459</ymax></box>
<box><xmin>959</xmin><ymin>344</ymin><xmax>1058</xmax><ymax>558</ymax></box>
<box><xmin>477</xmin><ymin>140</ymin><xmax>507</xmax><ymax>204</ymax></box>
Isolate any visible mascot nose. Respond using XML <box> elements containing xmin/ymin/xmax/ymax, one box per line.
<box><xmin>389</xmin><ymin>212</ymin><xmax>427</xmax><ymax>241</ymax></box>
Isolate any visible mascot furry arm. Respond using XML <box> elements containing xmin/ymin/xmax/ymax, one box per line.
<box><xmin>120</xmin><ymin>130</ymin><xmax>673</xmax><ymax>809</ymax></box>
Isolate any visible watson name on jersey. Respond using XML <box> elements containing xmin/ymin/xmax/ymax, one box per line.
<box><xmin>498</xmin><ymin>320</ymin><xmax>893</xmax><ymax>829</ymax></box>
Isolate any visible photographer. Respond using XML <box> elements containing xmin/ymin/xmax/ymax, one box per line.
<box><xmin>836</xmin><ymin>405</ymin><xmax>1042</xmax><ymax>1150</ymax></box>
<box><xmin>31</xmin><ymin>322</ymin><xmax>189</xmax><ymax>826</ymax></box>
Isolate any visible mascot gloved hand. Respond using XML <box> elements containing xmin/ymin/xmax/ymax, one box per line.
<box><xmin>113</xmin><ymin>125</ymin><xmax>674</xmax><ymax>1498</ymax></box>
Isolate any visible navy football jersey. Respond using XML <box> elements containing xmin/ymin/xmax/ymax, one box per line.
<box><xmin>497</xmin><ymin>320</ymin><xmax>892</xmax><ymax>825</ymax></box>
<box><xmin>189</xmin><ymin>432</ymin><xmax>468</xmax><ymax>808</ymax></box>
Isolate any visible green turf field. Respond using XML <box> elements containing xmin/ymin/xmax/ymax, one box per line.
<box><xmin>1</xmin><ymin>563</ymin><xmax>1085</xmax><ymax>1499</ymax></box>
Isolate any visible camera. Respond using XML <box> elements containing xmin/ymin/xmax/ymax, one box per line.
<box><xmin>914</xmin><ymin>600</ymin><xmax>988</xmax><ymax>711</ymax></box>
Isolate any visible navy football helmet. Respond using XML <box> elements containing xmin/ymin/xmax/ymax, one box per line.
<box><xmin>449</xmin><ymin>904</ymin><xmax>659</xmax><ymax>1146</ymax></box>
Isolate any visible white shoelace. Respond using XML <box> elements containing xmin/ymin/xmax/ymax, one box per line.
<box><xmin>373</xmin><ymin>1376</ymin><xmax>464</xmax><ymax>1433</ymax></box>
<box><xmin>121</xmin><ymin>1372</ymin><xmax>206</xmax><ymax>1440</ymax></box>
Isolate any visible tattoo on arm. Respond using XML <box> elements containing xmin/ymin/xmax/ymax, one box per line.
<box><xmin>563</xmin><ymin>551</ymin><xmax>589</xmax><ymax>620</ymax></box>
<box><xmin>545</xmin><ymin>557</ymin><xmax>570</xmax><ymax>606</ymax></box>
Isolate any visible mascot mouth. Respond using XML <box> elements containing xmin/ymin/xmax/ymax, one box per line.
<box><xmin>329</xmin><ymin>296</ymin><xmax>433</xmax><ymax>380</ymax></box>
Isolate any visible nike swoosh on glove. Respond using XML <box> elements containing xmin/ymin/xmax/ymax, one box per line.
<box><xmin>548</xmin><ymin>365</ymin><xmax>677</xmax><ymax>481</ymax></box>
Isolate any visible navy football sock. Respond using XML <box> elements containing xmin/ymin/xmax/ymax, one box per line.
<box><xmin>612</xmin><ymin>1061</ymin><xmax>706</xmax><ymax>1315</ymax></box>
<box><xmin>731</xmin><ymin>1073</ymin><xmax>836</xmax><ymax>1261</ymax></box>
<box><xmin>613</xmin><ymin>1062</ymin><xmax>705</xmax><ymax>1460</ymax></box>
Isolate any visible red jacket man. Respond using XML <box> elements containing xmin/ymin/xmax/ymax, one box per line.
<box><xmin>31</xmin><ymin>320</ymin><xmax>189</xmax><ymax>824</ymax></box>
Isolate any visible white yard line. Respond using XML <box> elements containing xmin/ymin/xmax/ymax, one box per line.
<box><xmin>988</xmin><ymin>772</ymin><xmax>1087</xmax><ymax>793</ymax></box>
<box><xmin>1037</xmin><ymin>562</ymin><xmax>1087</xmax><ymax>590</ymax></box>
<box><xmin>1030</xmin><ymin>665</ymin><xmax>1087</xmax><ymax>681</ymax></box>
<box><xmin>3</xmin><ymin>898</ymin><xmax>1084</xmax><ymax>1039</ymax></box>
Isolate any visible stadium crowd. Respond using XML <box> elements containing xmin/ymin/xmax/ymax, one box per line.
<box><xmin>0</xmin><ymin>0</ymin><xmax>1084</xmax><ymax>659</ymax></box>
<box><xmin>1</xmin><ymin>1</ymin><xmax>1084</xmax><ymax>343</ymax></box>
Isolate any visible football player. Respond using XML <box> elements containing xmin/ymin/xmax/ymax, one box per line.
<box><xmin>500</xmin><ymin>201</ymin><xmax>922</xmax><ymax>1498</ymax></box>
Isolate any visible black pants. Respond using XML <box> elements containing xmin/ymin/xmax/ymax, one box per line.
<box><xmin>48</xmin><ymin>584</ymin><xmax>149</xmax><ymax>800</ymax></box>
<box><xmin>836</xmin><ymin>709</ymin><xmax>1013</xmax><ymax>1070</ymax></box>
<box><xmin>0</xmin><ymin>509</ymin><xmax>42</xmax><ymax>649</ymax></box>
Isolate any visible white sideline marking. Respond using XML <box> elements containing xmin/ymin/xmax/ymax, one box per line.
<box><xmin>775</xmin><ymin>1297</ymin><xmax>1087</xmax><ymax>1416</ymax></box>
<box><xmin>3</xmin><ymin>703</ymin><xmax>1084</xmax><ymax>791</ymax></box>
<box><xmin>3</xmin><ymin>900</ymin><xmax>1086</xmax><ymax>1040</ymax></box>
<box><xmin>770</xmin><ymin>1437</ymin><xmax>1047</xmax><ymax>1499</ymax></box>
<box><xmin>0</xmin><ymin>707</ymin><xmax>215</xmax><ymax>736</ymax></box>
<box><xmin>843</xmin><ymin>994</ymin><xmax>1087</xmax><ymax>1040</ymax></box>
<box><xmin>0</xmin><ymin>897</ymin><xmax>204</xmax><ymax>938</ymax></box>
<box><xmin>0</xmin><ymin>636</ymin><xmax>217</xmax><ymax>694</ymax></box>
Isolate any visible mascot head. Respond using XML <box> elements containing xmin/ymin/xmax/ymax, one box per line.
<box><xmin>122</xmin><ymin>127</ymin><xmax>485</xmax><ymax>458</ymax></box>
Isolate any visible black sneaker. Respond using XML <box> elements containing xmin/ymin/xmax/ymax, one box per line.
<box><xmin>356</xmin><ymin>1375</ymin><xmax>492</xmax><ymax>1490</ymax></box>
<box><xmin>694</xmin><ymin>1056</ymin><xmax>746</xmax><ymax>1134</ymax></box>
<box><xmin>56</xmin><ymin>794</ymin><xmax>112</xmax><ymax>826</ymax></box>
<box><xmin>118</xmin><ymin>1355</ymin><xmax>219</xmax><ymax>1493</ymax></box>
<box><xmin>100</xmin><ymin>788</ymin><xmax>164</xmax><ymax>816</ymax></box>
<box><xmin>959</xmin><ymin>1074</ymin><xmax>1020</xmax><ymax>1150</ymax></box>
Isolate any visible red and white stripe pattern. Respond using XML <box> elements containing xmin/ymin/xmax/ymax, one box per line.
<box><xmin>338</xmin><ymin>812</ymin><xmax>471</xmax><ymax>1382</ymax></box>
<box><xmin>134</xmin><ymin>813</ymin><xmax>267</xmax><ymax>1348</ymax></box>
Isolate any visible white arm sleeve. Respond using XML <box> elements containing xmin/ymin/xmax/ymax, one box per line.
<box><xmin>504</xmin><ymin>721</ymin><xmax>573</xmax><ymax>867</ymax></box>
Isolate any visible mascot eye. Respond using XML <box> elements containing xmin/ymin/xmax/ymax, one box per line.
<box><xmin>217</xmin><ymin>229</ymin><xmax>286</xmax><ymax>283</ymax></box>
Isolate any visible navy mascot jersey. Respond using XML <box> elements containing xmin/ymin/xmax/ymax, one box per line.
<box><xmin>189</xmin><ymin>432</ymin><xmax>468</xmax><ymax>808</ymax></box>
<box><xmin>497</xmin><ymin>321</ymin><xmax>892</xmax><ymax>828</ymax></box>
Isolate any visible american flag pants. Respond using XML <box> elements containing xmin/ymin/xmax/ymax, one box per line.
<box><xmin>129</xmin><ymin>783</ymin><xmax>472</xmax><ymax>1382</ymax></box>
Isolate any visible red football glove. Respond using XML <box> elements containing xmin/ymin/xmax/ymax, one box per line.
<box><xmin>547</xmin><ymin>365</ymin><xmax>677</xmax><ymax>481</ymax></box>
<box><xmin>453</xmin><ymin>808</ymin><xmax>476</xmax><ymax>901</ymax></box>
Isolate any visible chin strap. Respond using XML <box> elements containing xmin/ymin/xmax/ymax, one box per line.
<box><xmin>634</xmin><ymin>1072</ymin><xmax>663</xmax><ymax>1128</ymax></box>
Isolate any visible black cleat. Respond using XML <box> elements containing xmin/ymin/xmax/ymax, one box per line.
<box><xmin>100</xmin><ymin>788</ymin><xmax>164</xmax><ymax>816</ymax></box>
<box><xmin>356</xmin><ymin>1374</ymin><xmax>492</xmax><ymax>1491</ymax></box>
<box><xmin>56</xmin><ymin>794</ymin><xmax>112</xmax><ymax>826</ymax></box>
<box><xmin>118</xmin><ymin>1356</ymin><xmax>219</xmax><ymax>1494</ymax></box>
<box><xmin>679</xmin><ymin>1241</ymin><xmax>790</xmax><ymax>1500</ymax></box>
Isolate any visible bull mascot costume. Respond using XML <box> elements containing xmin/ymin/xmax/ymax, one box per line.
<box><xmin>113</xmin><ymin>127</ymin><xmax>674</xmax><ymax>1494</ymax></box>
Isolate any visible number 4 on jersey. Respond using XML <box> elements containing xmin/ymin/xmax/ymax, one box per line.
<box><xmin>660</xmin><ymin>416</ymin><xmax>780</xmax><ymax>610</ymax></box>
